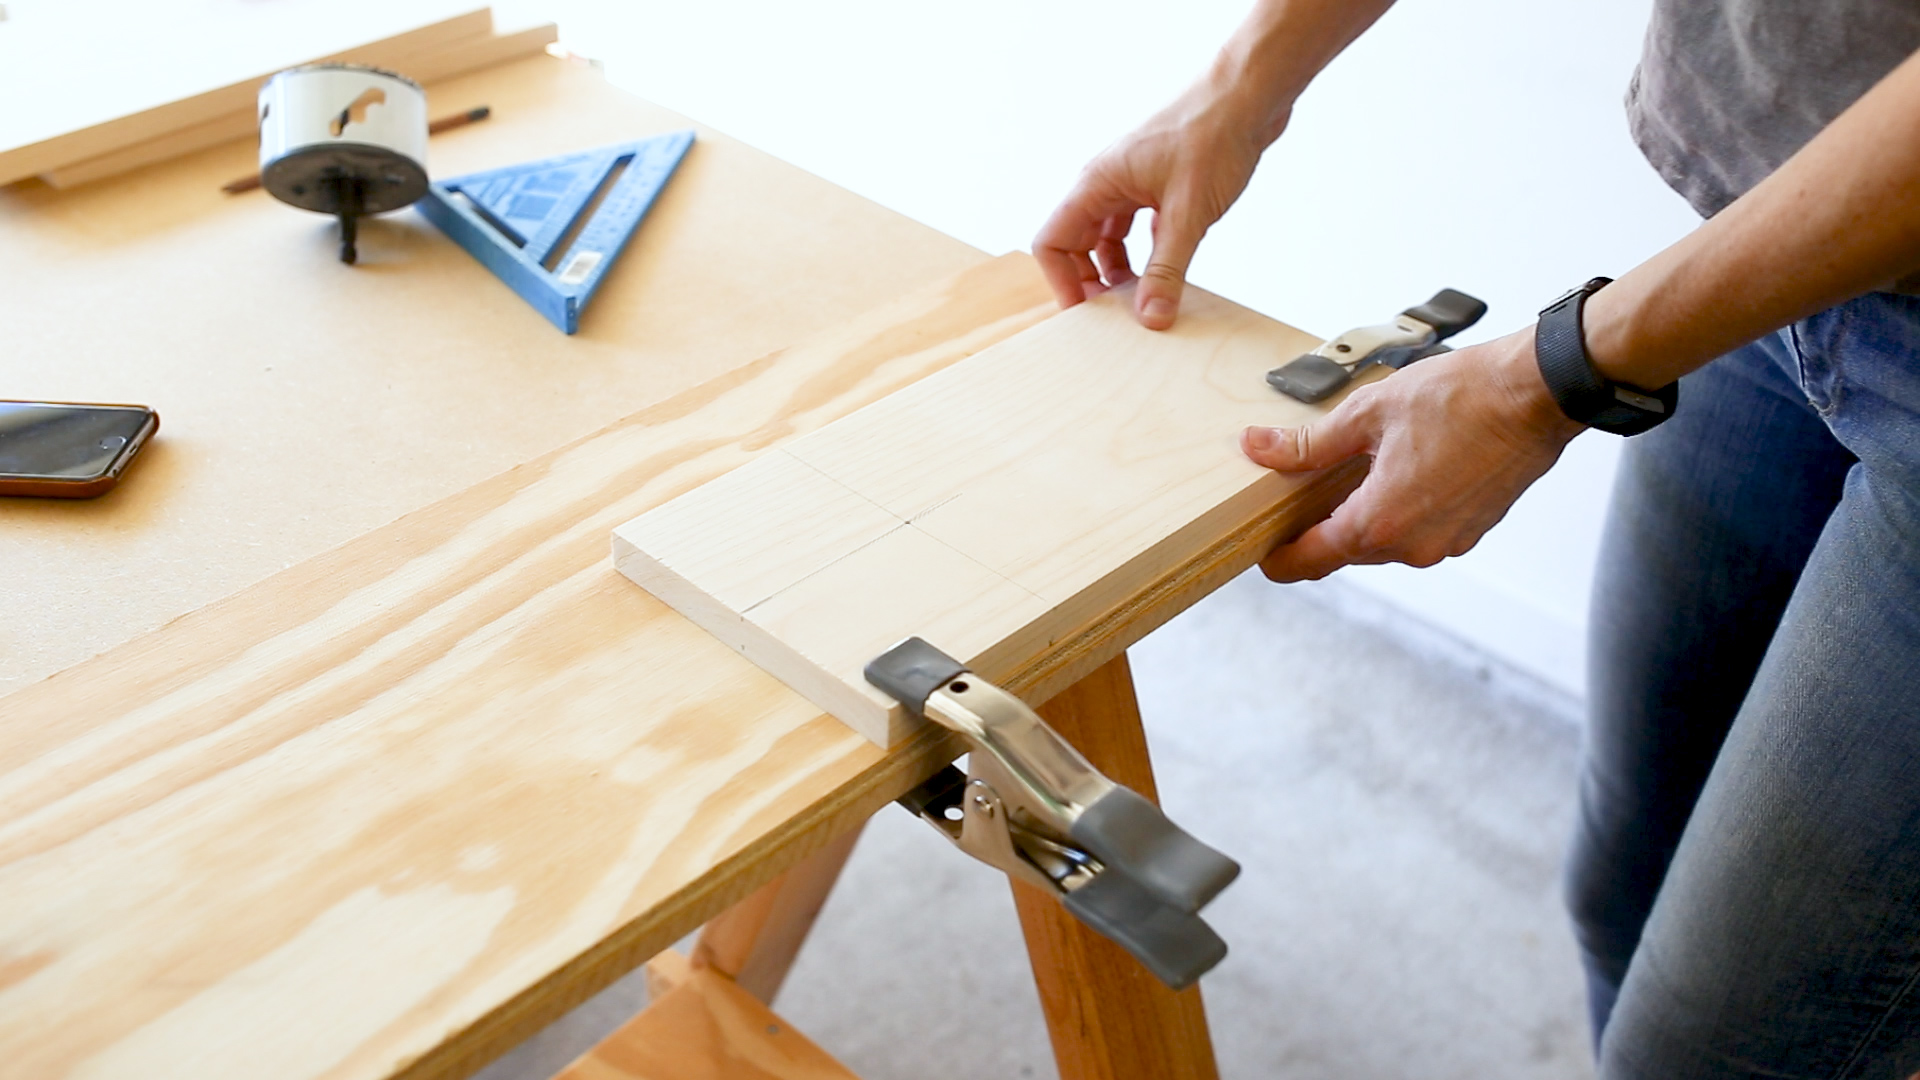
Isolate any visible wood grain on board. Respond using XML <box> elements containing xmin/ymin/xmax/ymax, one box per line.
<box><xmin>0</xmin><ymin>6</ymin><xmax>495</xmax><ymax>185</ymax></box>
<box><xmin>552</xmin><ymin>968</ymin><xmax>859</xmax><ymax>1080</ymax></box>
<box><xmin>38</xmin><ymin>21</ymin><xmax>561</xmax><ymax>189</ymax></box>
<box><xmin>0</xmin><ymin>254</ymin><xmax>1051</xmax><ymax>1080</ymax></box>
<box><xmin>614</xmin><ymin>282</ymin><xmax>1366</xmax><ymax>746</ymax></box>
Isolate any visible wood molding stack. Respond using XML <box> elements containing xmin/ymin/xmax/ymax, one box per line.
<box><xmin>1</xmin><ymin>7</ymin><xmax>558</xmax><ymax>189</ymax></box>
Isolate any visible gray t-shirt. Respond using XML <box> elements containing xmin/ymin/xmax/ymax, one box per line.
<box><xmin>1629</xmin><ymin>0</ymin><xmax>1920</xmax><ymax>218</ymax></box>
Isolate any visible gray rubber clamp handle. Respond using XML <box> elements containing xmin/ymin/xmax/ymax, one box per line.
<box><xmin>1071</xmin><ymin>786</ymin><xmax>1240</xmax><ymax>915</ymax></box>
<box><xmin>1266</xmin><ymin>354</ymin><xmax>1352</xmax><ymax>403</ymax></box>
<box><xmin>1064</xmin><ymin>871</ymin><xmax>1229</xmax><ymax>989</ymax></box>
<box><xmin>864</xmin><ymin>636</ymin><xmax>966</xmax><ymax>717</ymax></box>
<box><xmin>1402</xmin><ymin>288</ymin><xmax>1487</xmax><ymax>340</ymax></box>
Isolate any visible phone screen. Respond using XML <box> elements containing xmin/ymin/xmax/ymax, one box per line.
<box><xmin>0</xmin><ymin>402</ymin><xmax>155</xmax><ymax>479</ymax></box>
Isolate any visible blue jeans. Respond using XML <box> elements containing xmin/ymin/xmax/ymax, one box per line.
<box><xmin>1569</xmin><ymin>290</ymin><xmax>1920</xmax><ymax>1077</ymax></box>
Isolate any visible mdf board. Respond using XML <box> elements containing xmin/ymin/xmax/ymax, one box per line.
<box><xmin>614</xmin><ymin>283</ymin><xmax>1351</xmax><ymax>747</ymax></box>
<box><xmin>0</xmin><ymin>255</ymin><xmax>1052</xmax><ymax>1080</ymax></box>
<box><xmin>1</xmin><ymin>54</ymin><xmax>982</xmax><ymax>696</ymax></box>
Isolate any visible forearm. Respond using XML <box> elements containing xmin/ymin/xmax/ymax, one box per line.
<box><xmin>1206</xmin><ymin>0</ymin><xmax>1399</xmax><ymax>144</ymax></box>
<box><xmin>1584</xmin><ymin>47</ymin><xmax>1920</xmax><ymax>388</ymax></box>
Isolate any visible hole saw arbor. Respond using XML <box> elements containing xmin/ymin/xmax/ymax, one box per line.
<box><xmin>614</xmin><ymin>283</ymin><xmax>1352</xmax><ymax>748</ymax></box>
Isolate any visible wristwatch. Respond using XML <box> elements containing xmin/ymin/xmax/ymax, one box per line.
<box><xmin>1534</xmin><ymin>277</ymin><xmax>1678</xmax><ymax>435</ymax></box>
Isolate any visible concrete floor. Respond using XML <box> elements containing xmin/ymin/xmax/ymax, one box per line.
<box><xmin>479</xmin><ymin>571</ymin><xmax>1595</xmax><ymax>1080</ymax></box>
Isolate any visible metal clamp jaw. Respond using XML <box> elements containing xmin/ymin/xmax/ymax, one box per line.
<box><xmin>1267</xmin><ymin>288</ymin><xmax>1488</xmax><ymax>403</ymax></box>
<box><xmin>866</xmin><ymin>638</ymin><xmax>1240</xmax><ymax>989</ymax></box>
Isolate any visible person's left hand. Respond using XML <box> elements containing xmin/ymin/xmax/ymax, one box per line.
<box><xmin>1241</xmin><ymin>327</ymin><xmax>1587</xmax><ymax>581</ymax></box>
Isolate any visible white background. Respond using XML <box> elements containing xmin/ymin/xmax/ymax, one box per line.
<box><xmin>502</xmin><ymin>0</ymin><xmax>1703</xmax><ymax>696</ymax></box>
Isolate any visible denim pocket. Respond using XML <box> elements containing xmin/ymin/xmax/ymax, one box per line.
<box><xmin>1788</xmin><ymin>318</ymin><xmax>1843</xmax><ymax>419</ymax></box>
<box><xmin>1789</xmin><ymin>294</ymin><xmax>1920</xmax><ymax>485</ymax></box>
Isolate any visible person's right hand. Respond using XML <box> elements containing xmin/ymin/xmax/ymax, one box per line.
<box><xmin>1034</xmin><ymin>80</ymin><xmax>1285</xmax><ymax>330</ymax></box>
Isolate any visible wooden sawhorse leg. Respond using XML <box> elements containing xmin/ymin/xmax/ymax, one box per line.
<box><xmin>641</xmin><ymin>823</ymin><xmax>866</xmax><ymax>1005</ymax></box>
<box><xmin>567</xmin><ymin>651</ymin><xmax>1217</xmax><ymax>1079</ymax></box>
<box><xmin>566</xmin><ymin>830</ymin><xmax>869</xmax><ymax>1080</ymax></box>
<box><xmin>1015</xmin><ymin>652</ymin><xmax>1221</xmax><ymax>1080</ymax></box>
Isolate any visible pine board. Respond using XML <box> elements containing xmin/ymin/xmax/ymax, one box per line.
<box><xmin>0</xmin><ymin>255</ymin><xmax>1051</xmax><ymax>1080</ymax></box>
<box><xmin>614</xmin><ymin>283</ymin><xmax>1359</xmax><ymax>747</ymax></box>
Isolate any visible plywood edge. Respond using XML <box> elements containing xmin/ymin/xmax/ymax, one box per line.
<box><xmin>388</xmin><ymin>719</ymin><xmax>961</xmax><ymax>1080</ymax></box>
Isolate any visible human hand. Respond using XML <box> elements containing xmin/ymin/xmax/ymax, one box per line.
<box><xmin>1034</xmin><ymin>79</ymin><xmax>1286</xmax><ymax>331</ymax></box>
<box><xmin>1241</xmin><ymin>328</ymin><xmax>1587</xmax><ymax>581</ymax></box>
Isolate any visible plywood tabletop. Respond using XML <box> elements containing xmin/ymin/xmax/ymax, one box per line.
<box><xmin>0</xmin><ymin>53</ymin><xmax>982</xmax><ymax>696</ymax></box>
<box><xmin>0</xmin><ymin>254</ymin><xmax>1055</xmax><ymax>1080</ymax></box>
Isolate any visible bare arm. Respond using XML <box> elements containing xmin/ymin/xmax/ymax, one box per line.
<box><xmin>1245</xmin><ymin>45</ymin><xmax>1920</xmax><ymax>582</ymax></box>
<box><xmin>1033</xmin><ymin>0</ymin><xmax>1397</xmax><ymax>329</ymax></box>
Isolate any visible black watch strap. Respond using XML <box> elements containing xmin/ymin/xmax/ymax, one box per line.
<box><xmin>1535</xmin><ymin>277</ymin><xmax>1677</xmax><ymax>436</ymax></box>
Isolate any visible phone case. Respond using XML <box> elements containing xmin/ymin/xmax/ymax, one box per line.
<box><xmin>0</xmin><ymin>405</ymin><xmax>159</xmax><ymax>499</ymax></box>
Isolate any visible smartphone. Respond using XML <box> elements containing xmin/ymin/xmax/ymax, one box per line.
<box><xmin>0</xmin><ymin>400</ymin><xmax>159</xmax><ymax>498</ymax></box>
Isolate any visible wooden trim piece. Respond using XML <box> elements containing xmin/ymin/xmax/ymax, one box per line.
<box><xmin>554</xmin><ymin>967</ymin><xmax>860</xmax><ymax>1080</ymax></box>
<box><xmin>0</xmin><ymin>8</ymin><xmax>495</xmax><ymax>185</ymax></box>
<box><xmin>691</xmin><ymin>824</ymin><xmax>864</xmax><ymax>1003</ymax></box>
<box><xmin>37</xmin><ymin>112</ymin><xmax>262</xmax><ymax>190</ymax></box>
<box><xmin>38</xmin><ymin>22</ymin><xmax>560</xmax><ymax>189</ymax></box>
<box><xmin>1012</xmin><ymin>653</ymin><xmax>1220</xmax><ymax>1080</ymax></box>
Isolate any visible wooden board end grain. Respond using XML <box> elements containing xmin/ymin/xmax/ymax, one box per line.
<box><xmin>614</xmin><ymin>283</ymin><xmax>1363</xmax><ymax>747</ymax></box>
